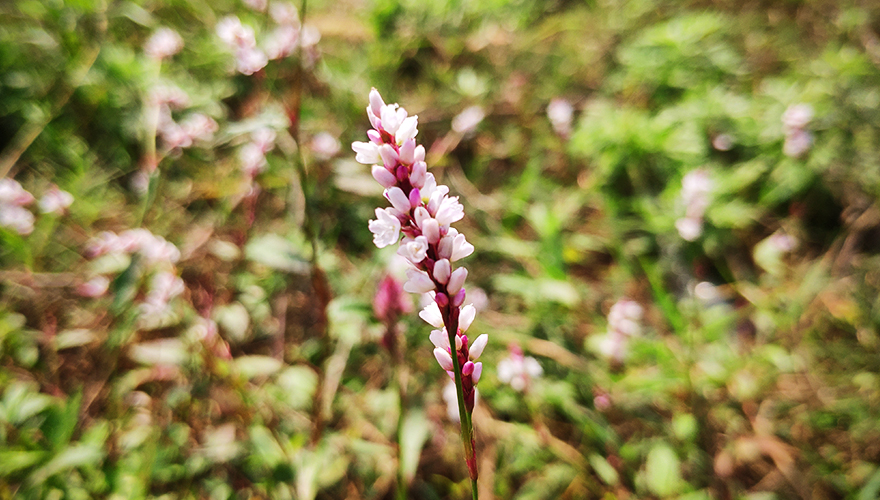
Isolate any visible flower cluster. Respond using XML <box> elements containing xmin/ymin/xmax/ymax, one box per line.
<box><xmin>216</xmin><ymin>6</ymin><xmax>319</xmax><ymax>75</ymax></box>
<box><xmin>675</xmin><ymin>169</ymin><xmax>713</xmax><ymax>241</ymax></box>
<box><xmin>86</xmin><ymin>229</ymin><xmax>184</xmax><ymax>327</ymax></box>
<box><xmin>596</xmin><ymin>298</ymin><xmax>643</xmax><ymax>363</ymax></box>
<box><xmin>0</xmin><ymin>179</ymin><xmax>36</xmax><ymax>235</ymax></box>
<box><xmin>0</xmin><ymin>179</ymin><xmax>74</xmax><ymax>235</ymax></box>
<box><xmin>782</xmin><ymin>103</ymin><xmax>814</xmax><ymax>158</ymax></box>
<box><xmin>151</xmin><ymin>84</ymin><xmax>218</xmax><ymax>151</ymax></box>
<box><xmin>353</xmin><ymin>88</ymin><xmax>484</xmax><ymax>413</ymax></box>
<box><xmin>238</xmin><ymin>127</ymin><xmax>277</xmax><ymax>178</ymax></box>
<box><xmin>497</xmin><ymin>343</ymin><xmax>543</xmax><ymax>392</ymax></box>
<box><xmin>144</xmin><ymin>27</ymin><xmax>183</xmax><ymax>61</ymax></box>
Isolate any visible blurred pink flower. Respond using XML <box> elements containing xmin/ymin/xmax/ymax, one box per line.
<box><xmin>547</xmin><ymin>98</ymin><xmax>574</xmax><ymax>137</ymax></box>
<box><xmin>78</xmin><ymin>276</ymin><xmax>110</xmax><ymax>297</ymax></box>
<box><xmin>144</xmin><ymin>27</ymin><xmax>183</xmax><ymax>60</ymax></box>
<box><xmin>39</xmin><ymin>185</ymin><xmax>74</xmax><ymax>214</ymax></box>
<box><xmin>497</xmin><ymin>344</ymin><xmax>542</xmax><ymax>392</ymax></box>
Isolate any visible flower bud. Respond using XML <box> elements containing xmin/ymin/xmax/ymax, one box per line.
<box><xmin>410</xmin><ymin>161</ymin><xmax>427</xmax><ymax>188</ymax></box>
<box><xmin>451</xmin><ymin>288</ymin><xmax>467</xmax><ymax>307</ymax></box>
<box><xmin>409</xmin><ymin>188</ymin><xmax>421</xmax><ymax>209</ymax></box>
<box><xmin>468</xmin><ymin>333</ymin><xmax>487</xmax><ymax>360</ymax></box>
<box><xmin>433</xmin><ymin>258</ymin><xmax>451</xmax><ymax>284</ymax></box>
<box><xmin>447</xmin><ymin>267</ymin><xmax>468</xmax><ymax>296</ymax></box>
<box><xmin>434</xmin><ymin>347</ymin><xmax>454</xmax><ymax>372</ymax></box>
<box><xmin>421</xmin><ymin>218</ymin><xmax>440</xmax><ymax>244</ymax></box>
<box><xmin>462</xmin><ymin>361</ymin><xmax>475</xmax><ymax>376</ymax></box>
<box><xmin>372</xmin><ymin>165</ymin><xmax>397</xmax><ymax>188</ymax></box>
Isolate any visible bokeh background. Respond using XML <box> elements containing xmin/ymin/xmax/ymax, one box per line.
<box><xmin>2</xmin><ymin>0</ymin><xmax>880</xmax><ymax>498</ymax></box>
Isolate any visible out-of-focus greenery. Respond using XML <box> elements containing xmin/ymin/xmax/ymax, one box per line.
<box><xmin>2</xmin><ymin>0</ymin><xmax>880</xmax><ymax>498</ymax></box>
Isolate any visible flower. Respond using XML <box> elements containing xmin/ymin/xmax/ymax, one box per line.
<box><xmin>594</xmin><ymin>298</ymin><xmax>643</xmax><ymax>363</ymax></box>
<box><xmin>39</xmin><ymin>186</ymin><xmax>74</xmax><ymax>214</ymax></box>
<box><xmin>676</xmin><ymin>169</ymin><xmax>712</xmax><ymax>241</ymax></box>
<box><xmin>497</xmin><ymin>344</ymin><xmax>542</xmax><ymax>392</ymax></box>
<box><xmin>355</xmin><ymin>88</ymin><xmax>484</xmax><ymax>419</ymax></box>
<box><xmin>144</xmin><ymin>27</ymin><xmax>183</xmax><ymax>60</ymax></box>
<box><xmin>781</xmin><ymin>103</ymin><xmax>815</xmax><ymax>158</ymax></box>
<box><xmin>451</xmin><ymin>106</ymin><xmax>485</xmax><ymax>135</ymax></box>
<box><xmin>547</xmin><ymin>98</ymin><xmax>574</xmax><ymax>137</ymax></box>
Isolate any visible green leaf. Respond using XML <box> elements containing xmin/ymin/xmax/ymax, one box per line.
<box><xmin>0</xmin><ymin>450</ymin><xmax>46</xmax><ymax>476</ymax></box>
<box><xmin>645</xmin><ymin>442</ymin><xmax>684</xmax><ymax>497</ymax></box>
<box><xmin>399</xmin><ymin>410</ymin><xmax>431</xmax><ymax>483</ymax></box>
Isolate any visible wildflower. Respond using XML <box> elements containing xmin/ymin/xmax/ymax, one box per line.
<box><xmin>451</xmin><ymin>106</ymin><xmax>485</xmax><ymax>135</ymax></box>
<box><xmin>0</xmin><ymin>179</ymin><xmax>35</xmax><ymax>206</ymax></box>
<box><xmin>547</xmin><ymin>98</ymin><xmax>574</xmax><ymax>137</ymax></box>
<box><xmin>497</xmin><ymin>343</ymin><xmax>542</xmax><ymax>392</ymax></box>
<box><xmin>354</xmin><ymin>88</ymin><xmax>482</xmax><ymax>481</ymax></box>
<box><xmin>310</xmin><ymin>132</ymin><xmax>341</xmax><ymax>160</ymax></box>
<box><xmin>270</xmin><ymin>2</ymin><xmax>300</xmax><ymax>26</ymax></box>
<box><xmin>675</xmin><ymin>169</ymin><xmax>712</xmax><ymax>241</ymax></box>
<box><xmin>78</xmin><ymin>276</ymin><xmax>110</xmax><ymax>298</ymax></box>
<box><xmin>781</xmin><ymin>103</ymin><xmax>814</xmax><ymax>158</ymax></box>
<box><xmin>144</xmin><ymin>27</ymin><xmax>183</xmax><ymax>60</ymax></box>
<box><xmin>39</xmin><ymin>186</ymin><xmax>74</xmax><ymax>214</ymax></box>
<box><xmin>180</xmin><ymin>113</ymin><xmax>219</xmax><ymax>143</ymax></box>
<box><xmin>264</xmin><ymin>25</ymin><xmax>299</xmax><ymax>60</ymax></box>
<box><xmin>0</xmin><ymin>179</ymin><xmax>35</xmax><ymax>235</ymax></box>
<box><xmin>0</xmin><ymin>205</ymin><xmax>34</xmax><ymax>235</ymax></box>
<box><xmin>595</xmin><ymin>298</ymin><xmax>643</xmax><ymax>363</ymax></box>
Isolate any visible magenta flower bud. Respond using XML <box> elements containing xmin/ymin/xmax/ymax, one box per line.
<box><xmin>452</xmin><ymin>287</ymin><xmax>467</xmax><ymax>307</ymax></box>
<box><xmin>433</xmin><ymin>258</ymin><xmax>451</xmax><ymax>284</ymax></box>
<box><xmin>399</xmin><ymin>138</ymin><xmax>416</xmax><ymax>164</ymax></box>
<box><xmin>410</xmin><ymin>161</ymin><xmax>427</xmax><ymax>188</ymax></box>
<box><xmin>435</xmin><ymin>292</ymin><xmax>449</xmax><ymax>307</ymax></box>
<box><xmin>409</xmin><ymin>188</ymin><xmax>421</xmax><ymax>209</ymax></box>
<box><xmin>372</xmin><ymin>165</ymin><xmax>397</xmax><ymax>188</ymax></box>
<box><xmin>447</xmin><ymin>267</ymin><xmax>468</xmax><ymax>296</ymax></box>
<box><xmin>462</xmin><ymin>361</ymin><xmax>475</xmax><ymax>376</ymax></box>
<box><xmin>396</xmin><ymin>164</ymin><xmax>409</xmax><ymax>182</ymax></box>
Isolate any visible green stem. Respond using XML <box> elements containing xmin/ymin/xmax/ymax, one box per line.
<box><xmin>444</xmin><ymin>306</ymin><xmax>478</xmax><ymax>498</ymax></box>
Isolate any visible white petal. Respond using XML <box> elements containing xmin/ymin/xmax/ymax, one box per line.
<box><xmin>403</xmin><ymin>269</ymin><xmax>435</xmax><ymax>294</ymax></box>
<box><xmin>459</xmin><ymin>304</ymin><xmax>476</xmax><ymax>333</ymax></box>
<box><xmin>433</xmin><ymin>347</ymin><xmax>454</xmax><ymax>372</ymax></box>
<box><xmin>468</xmin><ymin>333</ymin><xmax>487</xmax><ymax>360</ymax></box>
<box><xmin>421</xmin><ymin>304</ymin><xmax>445</xmax><ymax>329</ymax></box>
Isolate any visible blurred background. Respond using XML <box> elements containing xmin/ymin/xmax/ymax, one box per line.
<box><xmin>1</xmin><ymin>0</ymin><xmax>880</xmax><ymax>498</ymax></box>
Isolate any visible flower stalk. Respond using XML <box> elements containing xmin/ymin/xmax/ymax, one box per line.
<box><xmin>354</xmin><ymin>88</ymin><xmax>484</xmax><ymax>495</ymax></box>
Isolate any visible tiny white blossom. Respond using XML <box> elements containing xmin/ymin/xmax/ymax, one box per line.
<box><xmin>368</xmin><ymin>208</ymin><xmax>401</xmax><ymax>248</ymax></box>
<box><xmin>39</xmin><ymin>186</ymin><xmax>74</xmax><ymax>214</ymax></box>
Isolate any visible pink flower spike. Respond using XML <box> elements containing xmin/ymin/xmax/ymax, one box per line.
<box><xmin>433</xmin><ymin>258</ymin><xmax>451</xmax><ymax>284</ymax></box>
<box><xmin>462</xmin><ymin>361</ymin><xmax>475</xmax><ymax>376</ymax></box>
<box><xmin>434</xmin><ymin>347</ymin><xmax>454</xmax><ymax>372</ymax></box>
<box><xmin>372</xmin><ymin>165</ymin><xmax>397</xmax><ymax>188</ymax></box>
<box><xmin>469</xmin><ymin>333</ymin><xmax>487</xmax><ymax>360</ymax></box>
<box><xmin>404</xmin><ymin>269</ymin><xmax>435</xmax><ymax>294</ymax></box>
<box><xmin>447</xmin><ymin>267</ymin><xmax>468</xmax><ymax>296</ymax></box>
